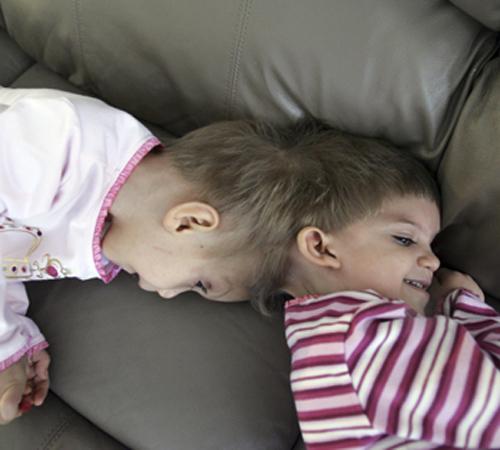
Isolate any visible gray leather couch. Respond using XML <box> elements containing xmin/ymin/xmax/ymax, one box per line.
<box><xmin>0</xmin><ymin>1</ymin><xmax>499</xmax><ymax>449</ymax></box>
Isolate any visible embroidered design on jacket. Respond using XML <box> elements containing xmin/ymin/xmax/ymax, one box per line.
<box><xmin>0</xmin><ymin>217</ymin><xmax>70</xmax><ymax>279</ymax></box>
<box><xmin>31</xmin><ymin>255</ymin><xmax>70</xmax><ymax>278</ymax></box>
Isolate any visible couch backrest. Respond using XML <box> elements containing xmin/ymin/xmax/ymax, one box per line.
<box><xmin>0</xmin><ymin>0</ymin><xmax>498</xmax><ymax>164</ymax></box>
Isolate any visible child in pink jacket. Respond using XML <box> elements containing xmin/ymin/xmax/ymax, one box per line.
<box><xmin>0</xmin><ymin>89</ymin><xmax>273</xmax><ymax>424</ymax></box>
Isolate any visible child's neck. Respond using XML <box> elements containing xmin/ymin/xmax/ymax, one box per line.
<box><xmin>283</xmin><ymin>248</ymin><xmax>341</xmax><ymax>298</ymax></box>
<box><xmin>109</xmin><ymin>152</ymin><xmax>157</xmax><ymax>221</ymax></box>
<box><xmin>109</xmin><ymin>151</ymin><xmax>190</xmax><ymax>224</ymax></box>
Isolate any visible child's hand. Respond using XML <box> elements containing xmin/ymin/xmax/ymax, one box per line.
<box><xmin>428</xmin><ymin>268</ymin><xmax>485</xmax><ymax>312</ymax></box>
<box><xmin>28</xmin><ymin>349</ymin><xmax>51</xmax><ymax>408</ymax></box>
<box><xmin>0</xmin><ymin>349</ymin><xmax>50</xmax><ymax>425</ymax></box>
<box><xmin>0</xmin><ymin>356</ymin><xmax>29</xmax><ymax>424</ymax></box>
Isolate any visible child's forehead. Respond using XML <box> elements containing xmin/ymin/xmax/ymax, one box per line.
<box><xmin>369</xmin><ymin>196</ymin><xmax>441</xmax><ymax>233</ymax></box>
<box><xmin>379</xmin><ymin>195</ymin><xmax>439</xmax><ymax>213</ymax></box>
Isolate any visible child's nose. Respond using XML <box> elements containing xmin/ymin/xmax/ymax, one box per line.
<box><xmin>418</xmin><ymin>250</ymin><xmax>440</xmax><ymax>273</ymax></box>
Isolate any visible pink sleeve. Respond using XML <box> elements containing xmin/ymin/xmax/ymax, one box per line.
<box><xmin>0</xmin><ymin>273</ymin><xmax>48</xmax><ymax>372</ymax></box>
<box><xmin>286</xmin><ymin>292</ymin><xmax>500</xmax><ymax>449</ymax></box>
<box><xmin>437</xmin><ymin>288</ymin><xmax>500</xmax><ymax>368</ymax></box>
<box><xmin>0</xmin><ymin>86</ymin><xmax>53</xmax><ymax>371</ymax></box>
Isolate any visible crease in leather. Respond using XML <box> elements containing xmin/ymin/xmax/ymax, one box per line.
<box><xmin>5</xmin><ymin>61</ymin><xmax>35</xmax><ymax>87</ymax></box>
<box><xmin>37</xmin><ymin>413</ymin><xmax>70</xmax><ymax>450</ymax></box>
<box><xmin>433</xmin><ymin>32</ymin><xmax>499</xmax><ymax>173</ymax></box>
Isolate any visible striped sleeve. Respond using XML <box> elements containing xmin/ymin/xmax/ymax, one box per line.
<box><xmin>285</xmin><ymin>291</ymin><xmax>500</xmax><ymax>449</ymax></box>
<box><xmin>438</xmin><ymin>288</ymin><xmax>500</xmax><ymax>368</ymax></box>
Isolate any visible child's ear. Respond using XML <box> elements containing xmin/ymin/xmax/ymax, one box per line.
<box><xmin>296</xmin><ymin>226</ymin><xmax>341</xmax><ymax>269</ymax></box>
<box><xmin>163</xmin><ymin>202</ymin><xmax>220</xmax><ymax>233</ymax></box>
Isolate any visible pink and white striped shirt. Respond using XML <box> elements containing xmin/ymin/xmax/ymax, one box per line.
<box><xmin>285</xmin><ymin>289</ymin><xmax>500</xmax><ymax>449</ymax></box>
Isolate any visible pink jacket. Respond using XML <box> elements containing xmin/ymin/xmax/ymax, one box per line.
<box><xmin>0</xmin><ymin>87</ymin><xmax>160</xmax><ymax>371</ymax></box>
<box><xmin>285</xmin><ymin>289</ymin><xmax>500</xmax><ymax>449</ymax></box>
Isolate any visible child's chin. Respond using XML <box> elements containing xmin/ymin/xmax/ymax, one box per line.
<box><xmin>401</xmin><ymin>289</ymin><xmax>429</xmax><ymax>314</ymax></box>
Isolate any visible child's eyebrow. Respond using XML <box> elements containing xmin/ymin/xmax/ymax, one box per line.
<box><xmin>392</xmin><ymin>219</ymin><xmax>421</xmax><ymax>229</ymax></box>
<box><xmin>387</xmin><ymin>217</ymin><xmax>439</xmax><ymax>239</ymax></box>
<box><xmin>378</xmin><ymin>212</ymin><xmax>420</xmax><ymax>228</ymax></box>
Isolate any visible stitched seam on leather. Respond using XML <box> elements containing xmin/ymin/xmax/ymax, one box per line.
<box><xmin>36</xmin><ymin>414</ymin><xmax>71</xmax><ymax>450</ymax></box>
<box><xmin>73</xmin><ymin>0</ymin><xmax>94</xmax><ymax>91</ymax></box>
<box><xmin>224</xmin><ymin>0</ymin><xmax>253</xmax><ymax>118</ymax></box>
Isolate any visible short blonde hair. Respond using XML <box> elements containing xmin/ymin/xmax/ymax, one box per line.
<box><xmin>166</xmin><ymin>119</ymin><xmax>440</xmax><ymax>313</ymax></box>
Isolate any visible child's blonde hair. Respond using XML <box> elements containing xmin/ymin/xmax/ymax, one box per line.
<box><xmin>166</xmin><ymin>119</ymin><xmax>440</xmax><ymax>313</ymax></box>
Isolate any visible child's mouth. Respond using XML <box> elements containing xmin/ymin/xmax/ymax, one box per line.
<box><xmin>403</xmin><ymin>278</ymin><xmax>427</xmax><ymax>290</ymax></box>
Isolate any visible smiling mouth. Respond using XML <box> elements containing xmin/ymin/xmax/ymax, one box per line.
<box><xmin>403</xmin><ymin>279</ymin><xmax>428</xmax><ymax>290</ymax></box>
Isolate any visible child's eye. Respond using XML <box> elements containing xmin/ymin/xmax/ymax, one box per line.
<box><xmin>194</xmin><ymin>280</ymin><xmax>208</xmax><ymax>294</ymax></box>
<box><xmin>393</xmin><ymin>235</ymin><xmax>416</xmax><ymax>247</ymax></box>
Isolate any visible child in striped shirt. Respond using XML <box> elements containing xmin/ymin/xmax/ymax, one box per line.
<box><xmin>246</xmin><ymin>122</ymin><xmax>500</xmax><ymax>449</ymax></box>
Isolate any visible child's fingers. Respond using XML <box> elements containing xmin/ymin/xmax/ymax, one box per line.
<box><xmin>432</xmin><ymin>268</ymin><xmax>485</xmax><ymax>302</ymax></box>
<box><xmin>26</xmin><ymin>362</ymin><xmax>35</xmax><ymax>379</ymax></box>
<box><xmin>0</xmin><ymin>384</ymin><xmax>25</xmax><ymax>424</ymax></box>
<box><xmin>24</xmin><ymin>350</ymin><xmax>51</xmax><ymax>408</ymax></box>
<box><xmin>23</xmin><ymin>382</ymin><xmax>32</xmax><ymax>395</ymax></box>
<box><xmin>31</xmin><ymin>350</ymin><xmax>50</xmax><ymax>380</ymax></box>
<box><xmin>31</xmin><ymin>377</ymin><xmax>49</xmax><ymax>407</ymax></box>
